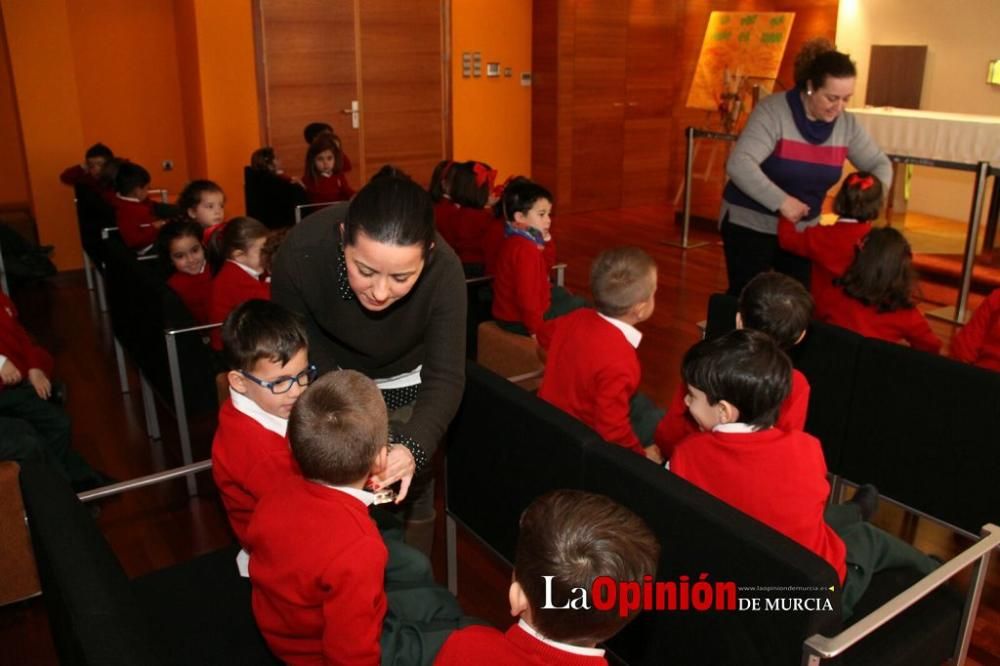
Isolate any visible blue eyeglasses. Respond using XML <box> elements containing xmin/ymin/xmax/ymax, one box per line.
<box><xmin>240</xmin><ymin>364</ymin><xmax>318</xmax><ymax>395</ymax></box>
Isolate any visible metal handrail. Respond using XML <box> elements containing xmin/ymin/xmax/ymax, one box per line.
<box><xmin>77</xmin><ymin>459</ymin><xmax>212</xmax><ymax>503</ymax></box>
<box><xmin>802</xmin><ymin>523</ymin><xmax>1000</xmax><ymax>665</ymax></box>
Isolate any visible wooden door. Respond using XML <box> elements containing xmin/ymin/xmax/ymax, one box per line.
<box><xmin>570</xmin><ymin>0</ymin><xmax>627</xmax><ymax>213</ymax></box>
<box><xmin>255</xmin><ymin>0</ymin><xmax>447</xmax><ymax>188</ymax></box>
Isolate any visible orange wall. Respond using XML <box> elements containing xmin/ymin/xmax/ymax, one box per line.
<box><xmin>0</xmin><ymin>13</ymin><xmax>29</xmax><ymax>208</ymax></box>
<box><xmin>1</xmin><ymin>0</ymin><xmax>87</xmax><ymax>269</ymax></box>
<box><xmin>451</xmin><ymin>0</ymin><xmax>532</xmax><ymax>181</ymax></box>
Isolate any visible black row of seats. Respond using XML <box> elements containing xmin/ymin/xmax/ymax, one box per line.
<box><xmin>446</xmin><ymin>360</ymin><xmax>967</xmax><ymax>666</ymax></box>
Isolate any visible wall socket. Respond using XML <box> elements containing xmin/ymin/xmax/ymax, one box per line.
<box><xmin>162</xmin><ymin>159</ymin><xmax>174</xmax><ymax>171</ymax></box>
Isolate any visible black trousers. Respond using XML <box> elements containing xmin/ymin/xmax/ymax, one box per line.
<box><xmin>720</xmin><ymin>216</ymin><xmax>811</xmax><ymax>297</ymax></box>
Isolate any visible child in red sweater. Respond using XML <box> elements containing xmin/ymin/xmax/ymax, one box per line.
<box><xmin>248</xmin><ymin>369</ymin><xmax>465</xmax><ymax>665</ymax></box>
<box><xmin>209</xmin><ymin>217</ymin><xmax>272</xmax><ymax>349</ymax></box>
<box><xmin>158</xmin><ymin>221</ymin><xmax>212</xmax><ymax>324</ymax></box>
<box><xmin>59</xmin><ymin>142</ymin><xmax>113</xmax><ymax>194</ymax></box>
<box><xmin>492</xmin><ymin>178</ymin><xmax>583</xmax><ymax>346</ymax></box>
<box><xmin>111</xmin><ymin>162</ymin><xmax>166</xmax><ymax>250</ymax></box>
<box><xmin>175</xmin><ymin>179</ymin><xmax>226</xmax><ymax>244</ymax></box>
<box><xmin>303</xmin><ymin>121</ymin><xmax>353</xmax><ymax>173</ymax></box>
<box><xmin>435</xmin><ymin>160</ymin><xmax>496</xmax><ymax>271</ymax></box>
<box><xmin>951</xmin><ymin>287</ymin><xmax>1000</xmax><ymax>372</ymax></box>
<box><xmin>820</xmin><ymin>227</ymin><xmax>941</xmax><ymax>353</ymax></box>
<box><xmin>212</xmin><ymin>300</ymin><xmax>315</xmax><ymax>545</ymax></box>
<box><xmin>436</xmin><ymin>490</ymin><xmax>659</xmax><ymax>666</ymax></box>
<box><xmin>671</xmin><ymin>329</ymin><xmax>938</xmax><ymax>618</ymax></box>
<box><xmin>539</xmin><ymin>247</ymin><xmax>664</xmax><ymax>462</ymax></box>
<box><xmin>778</xmin><ymin>171</ymin><xmax>880</xmax><ymax>306</ymax></box>
<box><xmin>655</xmin><ymin>271</ymin><xmax>813</xmax><ymax>458</ymax></box>
<box><xmin>301</xmin><ymin>133</ymin><xmax>354</xmax><ymax>205</ymax></box>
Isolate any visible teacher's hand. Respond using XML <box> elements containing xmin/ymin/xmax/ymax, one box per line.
<box><xmin>371</xmin><ymin>444</ymin><xmax>416</xmax><ymax>503</ymax></box>
<box><xmin>778</xmin><ymin>196</ymin><xmax>810</xmax><ymax>224</ymax></box>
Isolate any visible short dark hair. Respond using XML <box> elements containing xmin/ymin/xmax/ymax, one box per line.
<box><xmin>590</xmin><ymin>247</ymin><xmax>657</xmax><ymax>317</ymax></box>
<box><xmin>448</xmin><ymin>161</ymin><xmax>491</xmax><ymax>209</ymax></box>
<box><xmin>288</xmin><ymin>370</ymin><xmax>387</xmax><ymax>485</ymax></box>
<box><xmin>344</xmin><ymin>171</ymin><xmax>436</xmax><ymax>256</ymax></box>
<box><xmin>681</xmin><ymin>329</ymin><xmax>791</xmax><ymax>430</ymax></box>
<box><xmin>221</xmin><ymin>299</ymin><xmax>308</xmax><ymax>373</ymax></box>
<box><xmin>208</xmin><ymin>216</ymin><xmax>269</xmax><ymax>270</ymax></box>
<box><xmin>498</xmin><ymin>178</ymin><xmax>552</xmax><ymax>223</ymax></box>
<box><xmin>177</xmin><ymin>179</ymin><xmax>224</xmax><ymax>215</ymax></box>
<box><xmin>250</xmin><ymin>147</ymin><xmax>277</xmax><ymax>172</ymax></box>
<box><xmin>738</xmin><ymin>272</ymin><xmax>813</xmax><ymax>351</ymax></box>
<box><xmin>156</xmin><ymin>220</ymin><xmax>203</xmax><ymax>273</ymax></box>
<box><xmin>303</xmin><ymin>122</ymin><xmax>334</xmax><ymax>145</ymax></box>
<box><xmin>794</xmin><ymin>38</ymin><xmax>856</xmax><ymax>91</ymax></box>
<box><xmin>304</xmin><ymin>133</ymin><xmax>344</xmax><ymax>179</ymax></box>
<box><xmin>516</xmin><ymin>490</ymin><xmax>660</xmax><ymax>645</ymax></box>
<box><xmin>837</xmin><ymin>226</ymin><xmax>915</xmax><ymax>313</ymax></box>
<box><xmin>85</xmin><ymin>142</ymin><xmax>113</xmax><ymax>161</ymax></box>
<box><xmin>428</xmin><ymin>159</ymin><xmax>454</xmax><ymax>203</ymax></box>
<box><xmin>114</xmin><ymin>161</ymin><xmax>150</xmax><ymax>196</ymax></box>
<box><xmin>833</xmin><ymin>171</ymin><xmax>883</xmax><ymax>222</ymax></box>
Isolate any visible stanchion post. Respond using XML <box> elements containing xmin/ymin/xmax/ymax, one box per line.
<box><xmin>665</xmin><ymin>126</ymin><xmax>709</xmax><ymax>250</ymax></box>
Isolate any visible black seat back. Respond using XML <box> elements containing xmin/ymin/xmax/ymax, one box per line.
<box><xmin>244</xmin><ymin>167</ymin><xmax>308</xmax><ymax>229</ymax></box>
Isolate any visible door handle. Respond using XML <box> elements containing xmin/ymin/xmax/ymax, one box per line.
<box><xmin>341</xmin><ymin>100</ymin><xmax>360</xmax><ymax>129</ymax></box>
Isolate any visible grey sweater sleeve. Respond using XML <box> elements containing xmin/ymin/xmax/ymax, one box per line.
<box><xmin>726</xmin><ymin>99</ymin><xmax>790</xmax><ymax>212</ymax></box>
<box><xmin>844</xmin><ymin>113</ymin><xmax>893</xmax><ymax>190</ymax></box>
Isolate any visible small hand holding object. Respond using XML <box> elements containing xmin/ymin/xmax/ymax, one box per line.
<box><xmin>370</xmin><ymin>444</ymin><xmax>416</xmax><ymax>504</ymax></box>
<box><xmin>778</xmin><ymin>196</ymin><xmax>810</xmax><ymax>224</ymax></box>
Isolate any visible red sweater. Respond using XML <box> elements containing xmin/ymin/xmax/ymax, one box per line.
<box><xmin>492</xmin><ymin>234</ymin><xmax>552</xmax><ymax>344</ymax></box>
<box><xmin>211</xmin><ymin>398</ymin><xmax>299</xmax><ymax>545</ymax></box>
<box><xmin>0</xmin><ymin>293</ymin><xmax>53</xmax><ymax>392</ymax></box>
<box><xmin>777</xmin><ymin>217</ymin><xmax>870</xmax><ymax>304</ymax></box>
<box><xmin>654</xmin><ymin>368</ymin><xmax>810</xmax><ymax>459</ymax></box>
<box><xmin>167</xmin><ymin>268</ymin><xmax>213</xmax><ymax>324</ymax></box>
<box><xmin>112</xmin><ymin>196</ymin><xmax>160</xmax><ymax>249</ymax></box>
<box><xmin>59</xmin><ymin>164</ymin><xmax>102</xmax><ymax>192</ymax></box>
<box><xmin>538</xmin><ymin>309</ymin><xmax>645</xmax><ymax>455</ymax></box>
<box><xmin>817</xmin><ymin>286</ymin><xmax>941</xmax><ymax>354</ymax></box>
<box><xmin>671</xmin><ymin>427</ymin><xmax>847</xmax><ymax>583</ymax></box>
<box><xmin>447</xmin><ymin>206</ymin><xmax>492</xmax><ymax>265</ymax></box>
<box><xmin>436</xmin><ymin>623</ymin><xmax>607</xmax><ymax>666</ymax></box>
<box><xmin>247</xmin><ymin>477</ymin><xmax>387</xmax><ymax>666</ymax></box>
<box><xmin>302</xmin><ymin>172</ymin><xmax>354</xmax><ymax>205</ymax></box>
<box><xmin>951</xmin><ymin>288</ymin><xmax>1000</xmax><ymax>372</ymax></box>
<box><xmin>434</xmin><ymin>200</ymin><xmax>460</xmax><ymax>254</ymax></box>
<box><xmin>210</xmin><ymin>261</ymin><xmax>271</xmax><ymax>349</ymax></box>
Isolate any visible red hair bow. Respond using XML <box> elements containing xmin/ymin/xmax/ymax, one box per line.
<box><xmin>847</xmin><ymin>173</ymin><xmax>875</xmax><ymax>191</ymax></box>
<box><xmin>473</xmin><ymin>163</ymin><xmax>497</xmax><ymax>189</ymax></box>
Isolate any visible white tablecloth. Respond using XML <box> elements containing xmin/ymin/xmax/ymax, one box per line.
<box><xmin>850</xmin><ymin>107</ymin><xmax>1000</xmax><ymax>165</ymax></box>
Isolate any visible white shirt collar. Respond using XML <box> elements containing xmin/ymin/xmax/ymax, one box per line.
<box><xmin>597</xmin><ymin>313</ymin><xmax>642</xmax><ymax>348</ymax></box>
<box><xmin>713</xmin><ymin>422</ymin><xmax>759</xmax><ymax>433</ymax></box>
<box><xmin>314</xmin><ymin>481</ymin><xmax>375</xmax><ymax>506</ymax></box>
<box><xmin>115</xmin><ymin>193</ymin><xmax>141</xmax><ymax>203</ymax></box>
<box><xmin>836</xmin><ymin>217</ymin><xmax>861</xmax><ymax>224</ymax></box>
<box><xmin>228</xmin><ymin>258</ymin><xmax>262</xmax><ymax>279</ymax></box>
<box><xmin>518</xmin><ymin>620</ymin><xmax>605</xmax><ymax>657</ymax></box>
<box><xmin>230</xmin><ymin>388</ymin><xmax>288</xmax><ymax>436</ymax></box>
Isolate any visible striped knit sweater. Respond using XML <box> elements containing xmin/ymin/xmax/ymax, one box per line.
<box><xmin>721</xmin><ymin>90</ymin><xmax>892</xmax><ymax>235</ymax></box>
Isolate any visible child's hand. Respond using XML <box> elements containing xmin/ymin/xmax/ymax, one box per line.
<box><xmin>152</xmin><ymin>219</ymin><xmax>167</xmax><ymax>230</ymax></box>
<box><xmin>644</xmin><ymin>444</ymin><xmax>664</xmax><ymax>465</ymax></box>
<box><xmin>0</xmin><ymin>361</ymin><xmax>22</xmax><ymax>385</ymax></box>
<box><xmin>27</xmin><ymin>369</ymin><xmax>51</xmax><ymax>399</ymax></box>
<box><xmin>370</xmin><ymin>445</ymin><xmax>416</xmax><ymax>503</ymax></box>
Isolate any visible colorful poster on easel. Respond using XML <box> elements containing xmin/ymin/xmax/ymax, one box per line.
<box><xmin>685</xmin><ymin>11</ymin><xmax>795</xmax><ymax>111</ymax></box>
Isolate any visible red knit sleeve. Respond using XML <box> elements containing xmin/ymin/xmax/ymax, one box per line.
<box><xmin>776</xmin><ymin>217</ymin><xmax>809</xmax><ymax>258</ymax></box>
<box><xmin>777</xmin><ymin>370</ymin><xmax>810</xmax><ymax>431</ymax></box>
<box><xmin>592</xmin><ymin>360</ymin><xmax>644</xmax><ymax>455</ymax></box>
<box><xmin>115</xmin><ymin>202</ymin><xmax>160</xmax><ymax>248</ymax></box>
<box><xmin>653</xmin><ymin>382</ymin><xmax>698</xmax><ymax>459</ymax></box>
<box><xmin>904</xmin><ymin>309</ymin><xmax>942</xmax><ymax>354</ymax></box>
<box><xmin>513</xmin><ymin>242</ymin><xmax>550</xmax><ymax>338</ymax></box>
<box><xmin>59</xmin><ymin>165</ymin><xmax>86</xmax><ymax>186</ymax></box>
<box><xmin>0</xmin><ymin>294</ymin><xmax>54</xmax><ymax>376</ymax></box>
<box><xmin>951</xmin><ymin>289</ymin><xmax>1000</xmax><ymax>364</ymax></box>
<box><xmin>321</xmin><ymin>537</ymin><xmax>386</xmax><ymax>666</ymax></box>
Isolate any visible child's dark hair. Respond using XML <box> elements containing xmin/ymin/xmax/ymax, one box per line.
<box><xmin>345</xmin><ymin>171</ymin><xmax>435</xmax><ymax>257</ymax></box>
<box><xmin>794</xmin><ymin>38</ymin><xmax>856</xmax><ymax>91</ymax></box>
<box><xmin>156</xmin><ymin>220</ymin><xmax>203</xmax><ymax>273</ymax></box>
<box><xmin>288</xmin><ymin>370</ymin><xmax>388</xmax><ymax>486</ymax></box>
<box><xmin>100</xmin><ymin>157</ymin><xmax>125</xmax><ymax>190</ymax></box>
<box><xmin>590</xmin><ymin>247</ymin><xmax>657</xmax><ymax>318</ymax></box>
<box><xmin>85</xmin><ymin>143</ymin><xmax>114</xmax><ymax>161</ymax></box>
<box><xmin>499</xmin><ymin>177</ymin><xmax>552</xmax><ymax>223</ymax></box>
<box><xmin>208</xmin><ymin>216</ymin><xmax>270</xmax><ymax>271</ymax></box>
<box><xmin>114</xmin><ymin>161</ymin><xmax>150</xmax><ymax>196</ymax></box>
<box><xmin>177</xmin><ymin>180</ymin><xmax>224</xmax><ymax>217</ymax></box>
<box><xmin>428</xmin><ymin>160</ymin><xmax>454</xmax><ymax>203</ymax></box>
<box><xmin>304</xmin><ymin>133</ymin><xmax>344</xmax><ymax>179</ymax></box>
<box><xmin>836</xmin><ymin>227</ymin><xmax>915</xmax><ymax>313</ymax></box>
<box><xmin>833</xmin><ymin>172</ymin><xmax>883</xmax><ymax>222</ymax></box>
<box><xmin>250</xmin><ymin>147</ymin><xmax>278</xmax><ymax>173</ymax></box>
<box><xmin>448</xmin><ymin>161</ymin><xmax>492</xmax><ymax>209</ymax></box>
<box><xmin>682</xmin><ymin>329</ymin><xmax>792</xmax><ymax>430</ymax></box>
<box><xmin>738</xmin><ymin>271</ymin><xmax>813</xmax><ymax>351</ymax></box>
<box><xmin>221</xmin><ymin>299</ymin><xmax>308</xmax><ymax>373</ymax></box>
<box><xmin>303</xmin><ymin>122</ymin><xmax>334</xmax><ymax>145</ymax></box>
<box><xmin>515</xmin><ymin>490</ymin><xmax>660</xmax><ymax>645</ymax></box>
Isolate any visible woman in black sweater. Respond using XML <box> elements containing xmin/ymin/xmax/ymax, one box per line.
<box><xmin>271</xmin><ymin>170</ymin><xmax>467</xmax><ymax>554</ymax></box>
